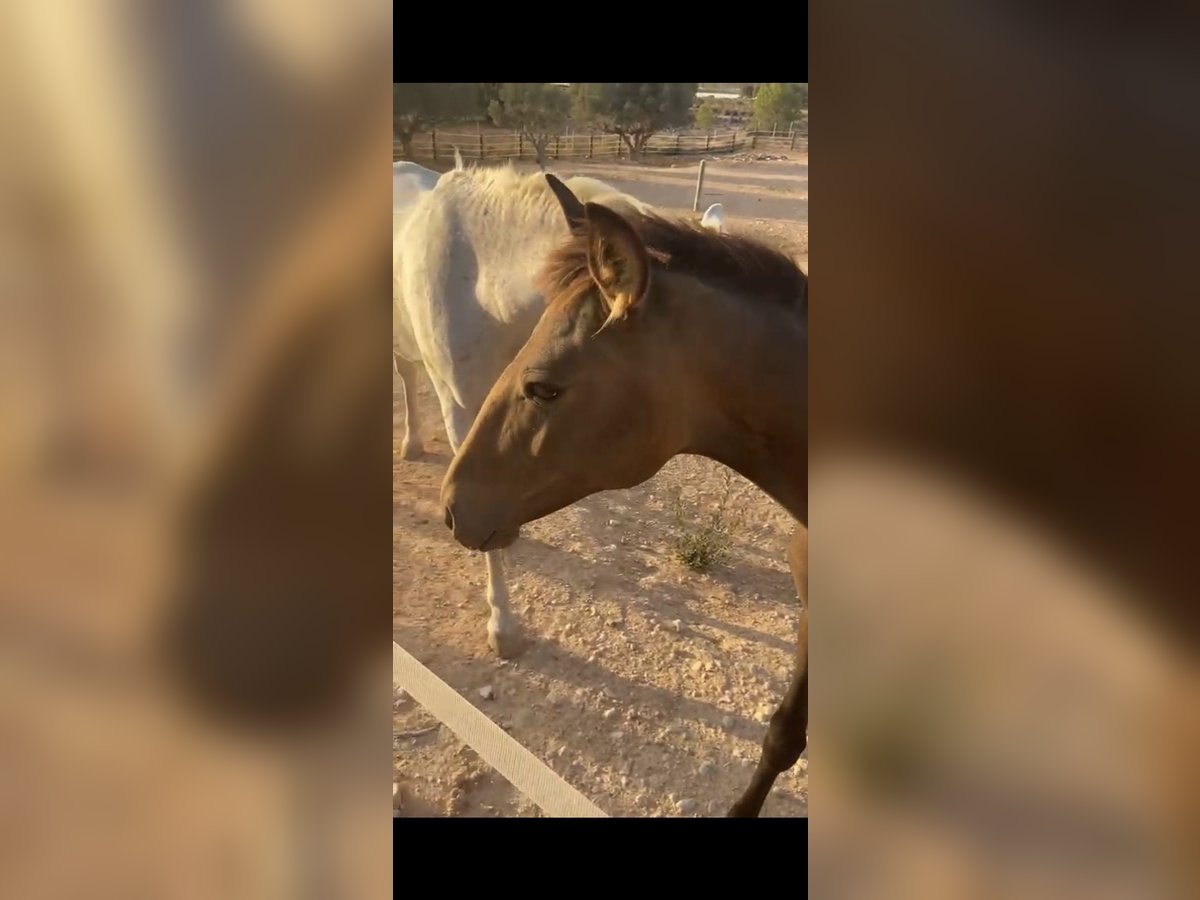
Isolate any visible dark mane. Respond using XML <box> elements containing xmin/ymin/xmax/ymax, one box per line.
<box><xmin>538</xmin><ymin>211</ymin><xmax>807</xmax><ymax>314</ymax></box>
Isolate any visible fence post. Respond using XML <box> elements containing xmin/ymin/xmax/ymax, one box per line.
<box><xmin>790</xmin><ymin>132</ymin><xmax>796</xmax><ymax>151</ymax></box>
<box><xmin>432</xmin><ymin>128</ymin><xmax>438</xmax><ymax>161</ymax></box>
<box><xmin>705</xmin><ymin>133</ymin><xmax>711</xmax><ymax>151</ymax></box>
<box><xmin>554</xmin><ymin>136</ymin><xmax>560</xmax><ymax>160</ymax></box>
<box><xmin>518</xmin><ymin>132</ymin><xmax>523</xmax><ymax>158</ymax></box>
<box><xmin>751</xmin><ymin>132</ymin><xmax>758</xmax><ymax>150</ymax></box>
<box><xmin>692</xmin><ymin>159</ymin><xmax>708</xmax><ymax>212</ymax></box>
<box><xmin>676</xmin><ymin>134</ymin><xmax>682</xmax><ymax>155</ymax></box>
<box><xmin>479</xmin><ymin>133</ymin><xmax>484</xmax><ymax>159</ymax></box>
<box><xmin>589</xmin><ymin>134</ymin><xmax>594</xmax><ymax>158</ymax></box>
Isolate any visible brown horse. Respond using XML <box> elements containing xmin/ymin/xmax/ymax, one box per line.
<box><xmin>440</xmin><ymin>173</ymin><xmax>808</xmax><ymax>817</ymax></box>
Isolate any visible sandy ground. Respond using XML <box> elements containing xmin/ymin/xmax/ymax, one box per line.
<box><xmin>393</xmin><ymin>159</ymin><xmax>808</xmax><ymax>818</ymax></box>
<box><xmin>547</xmin><ymin>157</ymin><xmax>808</xmax><ymax>225</ymax></box>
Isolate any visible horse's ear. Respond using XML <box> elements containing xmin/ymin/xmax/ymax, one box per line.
<box><xmin>582</xmin><ymin>202</ymin><xmax>649</xmax><ymax>332</ymax></box>
<box><xmin>545</xmin><ymin>173</ymin><xmax>586</xmax><ymax>233</ymax></box>
<box><xmin>700</xmin><ymin>202</ymin><xmax>725</xmax><ymax>233</ymax></box>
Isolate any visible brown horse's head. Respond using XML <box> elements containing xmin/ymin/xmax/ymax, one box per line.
<box><xmin>441</xmin><ymin>173</ymin><xmax>808</xmax><ymax>551</ymax></box>
<box><xmin>439</xmin><ymin>176</ymin><xmax>692</xmax><ymax>551</ymax></box>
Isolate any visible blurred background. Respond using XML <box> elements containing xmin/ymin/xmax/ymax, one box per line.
<box><xmin>0</xmin><ymin>2</ymin><xmax>393</xmax><ymax>897</ymax></box>
<box><xmin>0</xmin><ymin>0</ymin><xmax>1197</xmax><ymax>896</ymax></box>
<box><xmin>812</xmin><ymin>2</ymin><xmax>1200</xmax><ymax>897</ymax></box>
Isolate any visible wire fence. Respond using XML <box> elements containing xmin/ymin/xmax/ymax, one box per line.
<box><xmin>394</xmin><ymin>127</ymin><xmax>807</xmax><ymax>164</ymax></box>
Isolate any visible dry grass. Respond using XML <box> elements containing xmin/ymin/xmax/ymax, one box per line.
<box><xmin>668</xmin><ymin>468</ymin><xmax>746</xmax><ymax>572</ymax></box>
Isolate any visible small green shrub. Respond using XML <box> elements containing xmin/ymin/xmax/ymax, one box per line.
<box><xmin>668</xmin><ymin>469</ymin><xmax>744</xmax><ymax>572</ymax></box>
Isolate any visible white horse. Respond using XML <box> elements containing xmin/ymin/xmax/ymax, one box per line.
<box><xmin>393</xmin><ymin>160</ymin><xmax>439</xmax><ymax>212</ymax></box>
<box><xmin>392</xmin><ymin>162</ymin><xmax>659</xmax><ymax>658</ymax></box>
<box><xmin>392</xmin><ymin>159</ymin><xmax>440</xmax><ymax>408</ymax></box>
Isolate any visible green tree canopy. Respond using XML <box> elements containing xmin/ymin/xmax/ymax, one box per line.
<box><xmin>392</xmin><ymin>83</ymin><xmax>483</xmax><ymax>159</ymax></box>
<box><xmin>694</xmin><ymin>99</ymin><xmax>718</xmax><ymax>132</ymax></box>
<box><xmin>571</xmin><ymin>83</ymin><xmax>698</xmax><ymax>157</ymax></box>
<box><xmin>488</xmin><ymin>83</ymin><xmax>570</xmax><ymax>167</ymax></box>
<box><xmin>753</xmin><ymin>83</ymin><xmax>807</xmax><ymax>130</ymax></box>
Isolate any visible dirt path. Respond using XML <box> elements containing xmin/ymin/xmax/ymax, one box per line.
<box><xmin>540</xmin><ymin>156</ymin><xmax>808</xmax><ymax>225</ymax></box>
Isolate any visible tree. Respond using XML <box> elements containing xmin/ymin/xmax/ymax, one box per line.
<box><xmin>571</xmin><ymin>83</ymin><xmax>698</xmax><ymax>157</ymax></box>
<box><xmin>393</xmin><ymin>83</ymin><xmax>483</xmax><ymax>159</ymax></box>
<box><xmin>694</xmin><ymin>99</ymin><xmax>718</xmax><ymax>132</ymax></box>
<box><xmin>488</xmin><ymin>83</ymin><xmax>570</xmax><ymax>168</ymax></box>
<box><xmin>476</xmin><ymin>83</ymin><xmax>503</xmax><ymax>112</ymax></box>
<box><xmin>753</xmin><ymin>83</ymin><xmax>807</xmax><ymax>131</ymax></box>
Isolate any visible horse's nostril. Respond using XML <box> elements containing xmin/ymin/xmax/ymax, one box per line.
<box><xmin>443</xmin><ymin>506</ymin><xmax>454</xmax><ymax>531</ymax></box>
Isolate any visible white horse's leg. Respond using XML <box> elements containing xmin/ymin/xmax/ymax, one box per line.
<box><xmin>483</xmin><ymin>549</ymin><xmax>521</xmax><ymax>659</ymax></box>
<box><xmin>393</xmin><ymin>353</ymin><xmax>424</xmax><ymax>461</ymax></box>
<box><xmin>429</xmin><ymin>372</ymin><xmax>524</xmax><ymax>659</ymax></box>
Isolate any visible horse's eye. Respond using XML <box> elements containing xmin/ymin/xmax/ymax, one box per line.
<box><xmin>524</xmin><ymin>381</ymin><xmax>561</xmax><ymax>403</ymax></box>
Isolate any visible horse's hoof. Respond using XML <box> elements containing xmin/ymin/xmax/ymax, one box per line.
<box><xmin>400</xmin><ymin>439</ymin><xmax>424</xmax><ymax>461</ymax></box>
<box><xmin>488</xmin><ymin>625</ymin><xmax>524</xmax><ymax>660</ymax></box>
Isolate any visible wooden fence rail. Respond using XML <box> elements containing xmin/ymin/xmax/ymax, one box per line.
<box><xmin>394</xmin><ymin>128</ymin><xmax>807</xmax><ymax>163</ymax></box>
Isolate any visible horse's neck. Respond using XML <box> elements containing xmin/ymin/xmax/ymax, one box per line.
<box><xmin>669</xmin><ymin>282</ymin><xmax>809</xmax><ymax>524</ymax></box>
